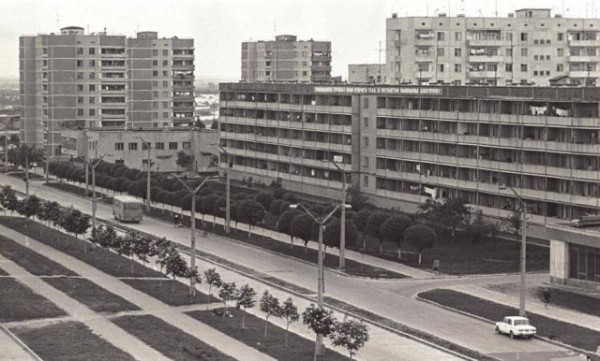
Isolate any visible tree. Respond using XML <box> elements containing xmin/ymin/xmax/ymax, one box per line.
<box><xmin>322</xmin><ymin>218</ymin><xmax>358</xmax><ymax>255</ymax></box>
<box><xmin>164</xmin><ymin>250</ymin><xmax>188</xmax><ymax>280</ymax></box>
<box><xmin>17</xmin><ymin>195</ymin><xmax>41</xmax><ymax>221</ymax></box>
<box><xmin>133</xmin><ymin>234</ymin><xmax>153</xmax><ymax>266</ymax></box>
<box><xmin>60</xmin><ymin>208</ymin><xmax>91</xmax><ymax>240</ymax></box>
<box><xmin>330</xmin><ymin>318</ymin><xmax>370</xmax><ymax>359</ymax></box>
<box><xmin>418</xmin><ymin>198</ymin><xmax>470</xmax><ymax>238</ymax></box>
<box><xmin>254</xmin><ymin>192</ymin><xmax>274</xmax><ymax>211</ymax></box>
<box><xmin>236</xmin><ymin>199</ymin><xmax>266</xmax><ymax>236</ymax></box>
<box><xmin>352</xmin><ymin>209</ymin><xmax>371</xmax><ymax>249</ymax></box>
<box><xmin>348</xmin><ymin>186</ymin><xmax>370</xmax><ymax>211</ymax></box>
<box><xmin>290</xmin><ymin>213</ymin><xmax>316</xmax><ymax>254</ymax></box>
<box><xmin>45</xmin><ymin>201</ymin><xmax>63</xmax><ymax>228</ymax></box>
<box><xmin>506</xmin><ymin>205</ymin><xmax>524</xmax><ymax>242</ymax></box>
<box><xmin>465</xmin><ymin>209</ymin><xmax>497</xmax><ymax>244</ymax></box>
<box><xmin>0</xmin><ymin>186</ymin><xmax>18</xmax><ymax>214</ymax></box>
<box><xmin>380</xmin><ymin>215</ymin><xmax>412</xmax><ymax>259</ymax></box>
<box><xmin>218</xmin><ymin>282</ymin><xmax>238</xmax><ymax>320</ymax></box>
<box><xmin>204</xmin><ymin>268</ymin><xmax>222</xmax><ymax>306</ymax></box>
<box><xmin>176</xmin><ymin>150</ymin><xmax>195</xmax><ymax>169</ymax></box>
<box><xmin>201</xmin><ymin>194</ymin><xmax>219</xmax><ymax>224</ymax></box>
<box><xmin>210</xmin><ymin>120</ymin><xmax>219</xmax><ymax>130</ymax></box>
<box><xmin>281</xmin><ymin>297</ymin><xmax>300</xmax><ymax>348</ymax></box>
<box><xmin>277</xmin><ymin>209</ymin><xmax>302</xmax><ymax>247</ymax></box>
<box><xmin>236</xmin><ymin>284</ymin><xmax>256</xmax><ymax>328</ymax></box>
<box><xmin>259</xmin><ymin>290</ymin><xmax>282</xmax><ymax>337</ymax></box>
<box><xmin>302</xmin><ymin>303</ymin><xmax>336</xmax><ymax>357</ymax></box>
<box><xmin>365</xmin><ymin>211</ymin><xmax>391</xmax><ymax>253</ymax></box>
<box><xmin>404</xmin><ymin>225</ymin><xmax>436</xmax><ymax>265</ymax></box>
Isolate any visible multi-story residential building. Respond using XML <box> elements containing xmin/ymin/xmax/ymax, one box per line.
<box><xmin>241</xmin><ymin>35</ymin><xmax>332</xmax><ymax>83</ymax></box>
<box><xmin>19</xmin><ymin>26</ymin><xmax>195</xmax><ymax>155</ymax></box>
<box><xmin>62</xmin><ymin>128</ymin><xmax>217</xmax><ymax>173</ymax></box>
<box><xmin>348</xmin><ymin>64</ymin><xmax>389</xmax><ymax>84</ymax></box>
<box><xmin>386</xmin><ymin>8</ymin><xmax>600</xmax><ymax>86</ymax></box>
<box><xmin>218</xmin><ymin>82</ymin><xmax>600</xmax><ymax>238</ymax></box>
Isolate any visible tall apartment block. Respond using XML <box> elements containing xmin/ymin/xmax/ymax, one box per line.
<box><xmin>19</xmin><ymin>26</ymin><xmax>194</xmax><ymax>152</ymax></box>
<box><xmin>386</xmin><ymin>8</ymin><xmax>600</xmax><ymax>86</ymax></box>
<box><xmin>241</xmin><ymin>35</ymin><xmax>331</xmax><ymax>83</ymax></box>
<box><xmin>218</xmin><ymin>82</ymin><xmax>600</xmax><ymax>237</ymax></box>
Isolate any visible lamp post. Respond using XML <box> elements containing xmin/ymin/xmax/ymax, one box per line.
<box><xmin>136</xmin><ymin>136</ymin><xmax>153</xmax><ymax>212</ymax></box>
<box><xmin>328</xmin><ymin>155</ymin><xmax>349</xmax><ymax>270</ymax></box>
<box><xmin>213</xmin><ymin>143</ymin><xmax>231</xmax><ymax>234</ymax></box>
<box><xmin>500</xmin><ymin>184</ymin><xmax>527</xmax><ymax>317</ymax></box>
<box><xmin>77</xmin><ymin>155</ymin><xmax>108</xmax><ymax>234</ymax></box>
<box><xmin>289</xmin><ymin>202</ymin><xmax>348</xmax><ymax>356</ymax></box>
<box><xmin>173</xmin><ymin>175</ymin><xmax>216</xmax><ymax>297</ymax></box>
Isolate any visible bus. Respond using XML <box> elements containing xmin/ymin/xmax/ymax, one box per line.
<box><xmin>112</xmin><ymin>195</ymin><xmax>143</xmax><ymax>223</ymax></box>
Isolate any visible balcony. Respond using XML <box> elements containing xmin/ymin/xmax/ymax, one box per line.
<box><xmin>415</xmin><ymin>55</ymin><xmax>433</xmax><ymax>63</ymax></box>
<box><xmin>467</xmin><ymin>39</ymin><xmax>508</xmax><ymax>47</ymax></box>
<box><xmin>569</xmin><ymin>70</ymin><xmax>600</xmax><ymax>78</ymax></box>
<box><xmin>568</xmin><ymin>39</ymin><xmax>600</xmax><ymax>47</ymax></box>
<box><xmin>468</xmin><ymin>55</ymin><xmax>503</xmax><ymax>63</ymax></box>
<box><xmin>414</xmin><ymin>71</ymin><xmax>434</xmax><ymax>79</ymax></box>
<box><xmin>467</xmin><ymin>71</ymin><xmax>498</xmax><ymax>78</ymax></box>
<box><xmin>568</xmin><ymin>55</ymin><xmax>600</xmax><ymax>63</ymax></box>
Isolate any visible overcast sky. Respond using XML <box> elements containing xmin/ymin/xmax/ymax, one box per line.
<box><xmin>0</xmin><ymin>0</ymin><xmax>596</xmax><ymax>80</ymax></box>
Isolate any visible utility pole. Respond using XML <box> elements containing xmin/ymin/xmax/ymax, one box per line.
<box><xmin>329</xmin><ymin>156</ymin><xmax>349</xmax><ymax>269</ymax></box>
<box><xmin>214</xmin><ymin>143</ymin><xmax>231</xmax><ymax>233</ymax></box>
<box><xmin>137</xmin><ymin>136</ymin><xmax>153</xmax><ymax>211</ymax></box>
<box><xmin>173</xmin><ymin>175</ymin><xmax>215</xmax><ymax>296</ymax></box>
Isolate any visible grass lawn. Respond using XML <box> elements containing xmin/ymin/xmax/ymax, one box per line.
<box><xmin>0</xmin><ymin>234</ymin><xmax>77</xmax><ymax>276</ymax></box>
<box><xmin>0</xmin><ymin>278</ymin><xmax>66</xmax><ymax>322</ymax></box>
<box><xmin>418</xmin><ymin>289</ymin><xmax>600</xmax><ymax>352</ymax></box>
<box><xmin>42</xmin><ymin>277</ymin><xmax>140</xmax><ymax>314</ymax></box>
<box><xmin>187</xmin><ymin>308</ymin><xmax>351</xmax><ymax>361</ymax></box>
<box><xmin>121</xmin><ymin>278</ymin><xmax>219</xmax><ymax>306</ymax></box>
<box><xmin>11</xmin><ymin>321</ymin><xmax>135</xmax><ymax>361</ymax></box>
<box><xmin>150</xmin><ymin>209</ymin><xmax>407</xmax><ymax>280</ymax></box>
<box><xmin>111</xmin><ymin>315</ymin><xmax>236</xmax><ymax>361</ymax></box>
<box><xmin>534</xmin><ymin>287</ymin><xmax>600</xmax><ymax>317</ymax></box>
<box><xmin>0</xmin><ymin>216</ymin><xmax>166</xmax><ymax>279</ymax></box>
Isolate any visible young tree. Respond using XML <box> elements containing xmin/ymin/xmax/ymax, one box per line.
<box><xmin>269</xmin><ymin>199</ymin><xmax>285</xmax><ymax>216</ymax></box>
<box><xmin>0</xmin><ymin>186</ymin><xmax>18</xmax><ymax>214</ymax></box>
<box><xmin>236</xmin><ymin>199</ymin><xmax>266</xmax><ymax>236</ymax></box>
<box><xmin>133</xmin><ymin>234</ymin><xmax>153</xmax><ymax>266</ymax></box>
<box><xmin>281</xmin><ymin>297</ymin><xmax>300</xmax><ymax>348</ymax></box>
<box><xmin>18</xmin><ymin>195</ymin><xmax>41</xmax><ymax>221</ymax></box>
<box><xmin>277</xmin><ymin>208</ymin><xmax>302</xmax><ymax>248</ymax></box>
<box><xmin>380</xmin><ymin>215</ymin><xmax>413</xmax><ymax>259</ymax></box>
<box><xmin>218</xmin><ymin>282</ymin><xmax>238</xmax><ymax>320</ymax></box>
<box><xmin>290</xmin><ymin>213</ymin><xmax>316</xmax><ymax>254</ymax></box>
<box><xmin>330</xmin><ymin>318</ymin><xmax>370</xmax><ymax>360</ymax></box>
<box><xmin>164</xmin><ymin>250</ymin><xmax>188</xmax><ymax>280</ymax></box>
<box><xmin>506</xmin><ymin>205</ymin><xmax>524</xmax><ymax>242</ymax></box>
<box><xmin>302</xmin><ymin>303</ymin><xmax>336</xmax><ymax>356</ymax></box>
<box><xmin>60</xmin><ymin>208</ymin><xmax>91</xmax><ymax>240</ymax></box>
<box><xmin>322</xmin><ymin>218</ymin><xmax>358</xmax><ymax>255</ymax></box>
<box><xmin>352</xmin><ymin>209</ymin><xmax>371</xmax><ymax>249</ymax></box>
<box><xmin>176</xmin><ymin>150</ymin><xmax>195</xmax><ymax>169</ymax></box>
<box><xmin>404</xmin><ymin>225</ymin><xmax>437</xmax><ymax>265</ymax></box>
<box><xmin>235</xmin><ymin>284</ymin><xmax>256</xmax><ymax>328</ymax></box>
<box><xmin>259</xmin><ymin>290</ymin><xmax>282</xmax><ymax>337</ymax></box>
<box><xmin>254</xmin><ymin>192</ymin><xmax>274</xmax><ymax>211</ymax></box>
<box><xmin>365</xmin><ymin>211</ymin><xmax>391</xmax><ymax>253</ymax></box>
<box><xmin>204</xmin><ymin>268</ymin><xmax>222</xmax><ymax>306</ymax></box>
<box><xmin>44</xmin><ymin>201</ymin><xmax>63</xmax><ymax>229</ymax></box>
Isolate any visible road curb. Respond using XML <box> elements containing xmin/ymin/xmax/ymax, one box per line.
<box><xmin>417</xmin><ymin>294</ymin><xmax>597</xmax><ymax>359</ymax></box>
<box><xmin>0</xmin><ymin>323</ymin><xmax>45</xmax><ymax>361</ymax></box>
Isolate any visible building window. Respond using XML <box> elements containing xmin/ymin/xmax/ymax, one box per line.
<box><xmin>557</xmin><ymin>33</ymin><xmax>564</xmax><ymax>41</ymax></box>
<box><xmin>363</xmin><ymin>156</ymin><xmax>369</xmax><ymax>167</ymax></box>
<box><xmin>77</xmin><ymin>48</ymin><xmax>83</xmax><ymax>55</ymax></box>
<box><xmin>520</xmin><ymin>64</ymin><xmax>528</xmax><ymax>72</ymax></box>
<box><xmin>363</xmin><ymin>175</ymin><xmax>369</xmax><ymax>187</ymax></box>
<box><xmin>163</xmin><ymin>50</ymin><xmax>168</xmax><ymax>56</ymax></box>
<box><xmin>89</xmin><ymin>72</ymin><xmax>95</xmax><ymax>79</ymax></box>
<box><xmin>534</xmin><ymin>55</ymin><xmax>539</xmax><ymax>60</ymax></box>
<box><xmin>128</xmin><ymin>143</ymin><xmax>138</xmax><ymax>151</ymax></box>
<box><xmin>533</xmin><ymin>70</ymin><xmax>538</xmax><ymax>76</ymax></box>
<box><xmin>437</xmin><ymin>48</ymin><xmax>444</xmax><ymax>57</ymax></box>
<box><xmin>156</xmin><ymin>142</ymin><xmax>164</xmax><ymax>150</ymax></box>
<box><xmin>76</xmin><ymin>60</ymin><xmax>83</xmax><ymax>67</ymax></box>
<box><xmin>520</xmin><ymin>32</ymin><xmax>528</xmax><ymax>41</ymax></box>
<box><xmin>363</xmin><ymin>136</ymin><xmax>369</xmax><ymax>147</ymax></box>
<box><xmin>152</xmin><ymin>60</ymin><xmax>158</xmax><ymax>66</ymax></box>
<box><xmin>89</xmin><ymin>48</ymin><xmax>95</xmax><ymax>55</ymax></box>
<box><xmin>557</xmin><ymin>64</ymin><xmax>564</xmax><ymax>72</ymax></box>
<box><xmin>505</xmin><ymin>63</ymin><xmax>513</xmax><ymax>72</ymax></box>
<box><xmin>162</xmin><ymin>70</ymin><xmax>168</xmax><ymax>76</ymax></box>
<box><xmin>77</xmin><ymin>72</ymin><xmax>84</xmax><ymax>79</ymax></box>
<box><xmin>546</xmin><ymin>55</ymin><xmax>551</xmax><ymax>60</ymax></box>
<box><xmin>152</xmin><ymin>49</ymin><xmax>158</xmax><ymax>56</ymax></box>
<box><xmin>89</xmin><ymin>84</ymin><xmax>95</xmax><ymax>92</ymax></box>
<box><xmin>142</xmin><ymin>142</ymin><xmax>150</xmax><ymax>150</ymax></box>
<box><xmin>163</xmin><ymin>60</ymin><xmax>168</xmax><ymax>66</ymax></box>
<box><xmin>89</xmin><ymin>97</ymin><xmax>95</xmax><ymax>104</ymax></box>
<box><xmin>77</xmin><ymin>97</ymin><xmax>83</xmax><ymax>104</ymax></box>
<box><xmin>163</xmin><ymin>112</ymin><xmax>169</xmax><ymax>118</ymax></box>
<box><xmin>557</xmin><ymin>48</ymin><xmax>564</xmax><ymax>56</ymax></box>
<box><xmin>521</xmin><ymin>48</ymin><xmax>528</xmax><ymax>56</ymax></box>
<box><xmin>363</xmin><ymin>98</ymin><xmax>369</xmax><ymax>109</ymax></box>
<box><xmin>546</xmin><ymin>70</ymin><xmax>550</xmax><ymax>76</ymax></box>
<box><xmin>89</xmin><ymin>109</ymin><xmax>95</xmax><ymax>116</ymax></box>
<box><xmin>153</xmin><ymin>70</ymin><xmax>158</xmax><ymax>77</ymax></box>
<box><xmin>439</xmin><ymin>64</ymin><xmax>445</xmax><ymax>72</ymax></box>
<box><xmin>77</xmin><ymin>109</ymin><xmax>84</xmax><ymax>116</ymax></box>
<box><xmin>454</xmin><ymin>32</ymin><xmax>462</xmax><ymax>41</ymax></box>
<box><xmin>363</xmin><ymin>117</ymin><xmax>368</xmax><ymax>127</ymax></box>
<box><xmin>115</xmin><ymin>159</ymin><xmax>124</xmax><ymax>165</ymax></box>
<box><xmin>506</xmin><ymin>48</ymin><xmax>512</xmax><ymax>56</ymax></box>
<box><xmin>437</xmin><ymin>31</ymin><xmax>445</xmax><ymax>41</ymax></box>
<box><xmin>77</xmin><ymin>85</ymin><xmax>83</xmax><ymax>91</ymax></box>
<box><xmin>302</xmin><ymin>71</ymin><xmax>308</xmax><ymax>76</ymax></box>
<box><xmin>454</xmin><ymin>64</ymin><xmax>461</xmax><ymax>72</ymax></box>
<box><xmin>454</xmin><ymin>48</ymin><xmax>462</xmax><ymax>57</ymax></box>
<box><xmin>265</xmin><ymin>71</ymin><xmax>271</xmax><ymax>76</ymax></box>
<box><xmin>183</xmin><ymin>142</ymin><xmax>191</xmax><ymax>150</ymax></box>
<box><xmin>89</xmin><ymin>60</ymin><xmax>95</xmax><ymax>67</ymax></box>
<box><xmin>169</xmin><ymin>142</ymin><xmax>178</xmax><ymax>150</ymax></box>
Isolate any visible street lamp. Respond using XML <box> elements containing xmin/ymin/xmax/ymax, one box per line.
<box><xmin>289</xmin><ymin>202</ymin><xmax>348</xmax><ymax>356</ymax></box>
<box><xmin>173</xmin><ymin>175</ymin><xmax>216</xmax><ymax>297</ymax></box>
<box><xmin>212</xmin><ymin>143</ymin><xmax>231</xmax><ymax>234</ymax></box>
<box><xmin>136</xmin><ymin>136</ymin><xmax>154</xmax><ymax>212</ymax></box>
<box><xmin>77</xmin><ymin>154</ymin><xmax>109</xmax><ymax>240</ymax></box>
<box><xmin>500</xmin><ymin>184</ymin><xmax>527</xmax><ymax>317</ymax></box>
<box><xmin>326</xmin><ymin>154</ymin><xmax>350</xmax><ymax>270</ymax></box>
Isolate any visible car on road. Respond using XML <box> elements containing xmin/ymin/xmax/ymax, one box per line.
<box><xmin>495</xmin><ymin>316</ymin><xmax>536</xmax><ymax>339</ymax></box>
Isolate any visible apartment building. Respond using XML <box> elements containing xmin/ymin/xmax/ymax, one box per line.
<box><xmin>348</xmin><ymin>64</ymin><xmax>389</xmax><ymax>84</ymax></box>
<box><xmin>19</xmin><ymin>26</ymin><xmax>195</xmax><ymax>154</ymax></box>
<box><xmin>218</xmin><ymin>82</ymin><xmax>600</xmax><ymax>237</ymax></box>
<box><xmin>241</xmin><ymin>35</ymin><xmax>332</xmax><ymax>83</ymax></box>
<box><xmin>386</xmin><ymin>8</ymin><xmax>600</xmax><ymax>86</ymax></box>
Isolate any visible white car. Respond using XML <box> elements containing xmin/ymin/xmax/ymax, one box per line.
<box><xmin>495</xmin><ymin>316</ymin><xmax>537</xmax><ymax>339</ymax></box>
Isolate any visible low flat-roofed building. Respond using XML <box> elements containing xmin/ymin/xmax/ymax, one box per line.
<box><xmin>61</xmin><ymin>128</ymin><xmax>218</xmax><ymax>173</ymax></box>
<box><xmin>348</xmin><ymin>64</ymin><xmax>389</xmax><ymax>84</ymax></box>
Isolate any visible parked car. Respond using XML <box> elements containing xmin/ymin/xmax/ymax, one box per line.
<box><xmin>495</xmin><ymin>316</ymin><xmax>536</xmax><ymax>339</ymax></box>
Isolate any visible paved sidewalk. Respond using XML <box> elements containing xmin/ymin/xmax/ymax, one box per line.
<box><xmin>450</xmin><ymin>284</ymin><xmax>600</xmax><ymax>332</ymax></box>
<box><xmin>0</xmin><ymin>224</ymin><xmax>276</xmax><ymax>361</ymax></box>
<box><xmin>0</xmin><ymin>326</ymin><xmax>40</xmax><ymax>361</ymax></box>
<box><xmin>0</xmin><ymin>254</ymin><xmax>170</xmax><ymax>361</ymax></box>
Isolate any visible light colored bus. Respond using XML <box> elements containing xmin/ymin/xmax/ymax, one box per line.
<box><xmin>112</xmin><ymin>195</ymin><xmax>143</xmax><ymax>223</ymax></box>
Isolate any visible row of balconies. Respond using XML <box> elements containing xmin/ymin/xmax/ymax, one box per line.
<box><xmin>220</xmin><ymin>131</ymin><xmax>351</xmax><ymax>152</ymax></box>
<box><xmin>221</xmin><ymin>116</ymin><xmax>351</xmax><ymax>133</ymax></box>
<box><xmin>377</xmin><ymin>149</ymin><xmax>600</xmax><ymax>182</ymax></box>
<box><xmin>377</xmin><ymin>129</ymin><xmax>600</xmax><ymax>154</ymax></box>
<box><xmin>223</xmin><ymin>101</ymin><xmax>352</xmax><ymax>114</ymax></box>
<box><xmin>224</xmin><ymin>147</ymin><xmax>352</xmax><ymax>172</ymax></box>
<box><xmin>376</xmin><ymin>109</ymin><xmax>600</xmax><ymax>128</ymax></box>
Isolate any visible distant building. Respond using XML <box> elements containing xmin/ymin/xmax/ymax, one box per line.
<box><xmin>61</xmin><ymin>128</ymin><xmax>217</xmax><ymax>173</ymax></box>
<box><xmin>241</xmin><ymin>35</ymin><xmax>332</xmax><ymax>83</ymax></box>
<box><xmin>19</xmin><ymin>26</ymin><xmax>195</xmax><ymax>157</ymax></box>
<box><xmin>386</xmin><ymin>8</ymin><xmax>600</xmax><ymax>86</ymax></box>
<box><xmin>348</xmin><ymin>64</ymin><xmax>389</xmax><ymax>84</ymax></box>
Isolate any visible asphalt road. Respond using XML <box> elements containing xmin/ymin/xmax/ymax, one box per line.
<box><xmin>1</xmin><ymin>175</ymin><xmax>587</xmax><ymax>361</ymax></box>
